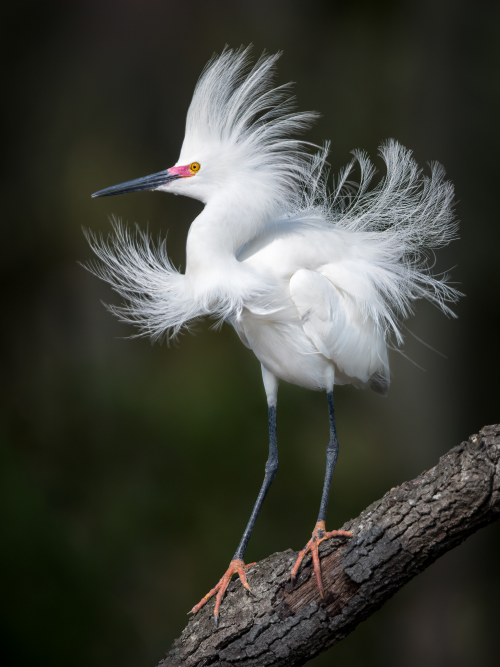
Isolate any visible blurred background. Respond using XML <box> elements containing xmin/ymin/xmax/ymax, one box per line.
<box><xmin>1</xmin><ymin>1</ymin><xmax>499</xmax><ymax>666</ymax></box>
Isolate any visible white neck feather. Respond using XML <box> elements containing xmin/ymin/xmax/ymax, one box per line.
<box><xmin>185</xmin><ymin>189</ymin><xmax>273</xmax><ymax>284</ymax></box>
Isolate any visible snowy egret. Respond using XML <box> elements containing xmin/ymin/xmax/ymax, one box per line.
<box><xmin>88</xmin><ymin>47</ymin><xmax>459</xmax><ymax>626</ymax></box>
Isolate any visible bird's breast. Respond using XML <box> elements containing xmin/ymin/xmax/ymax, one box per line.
<box><xmin>236</xmin><ymin>302</ymin><xmax>335</xmax><ymax>391</ymax></box>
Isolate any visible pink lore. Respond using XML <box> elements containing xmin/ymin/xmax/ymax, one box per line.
<box><xmin>168</xmin><ymin>164</ymin><xmax>194</xmax><ymax>178</ymax></box>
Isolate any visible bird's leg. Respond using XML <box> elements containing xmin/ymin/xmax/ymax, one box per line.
<box><xmin>291</xmin><ymin>390</ymin><xmax>352</xmax><ymax>597</ymax></box>
<box><xmin>189</xmin><ymin>400</ymin><xmax>279</xmax><ymax>626</ymax></box>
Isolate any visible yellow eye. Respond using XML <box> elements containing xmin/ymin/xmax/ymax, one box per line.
<box><xmin>189</xmin><ymin>162</ymin><xmax>200</xmax><ymax>174</ymax></box>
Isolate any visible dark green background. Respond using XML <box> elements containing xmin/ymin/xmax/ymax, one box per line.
<box><xmin>2</xmin><ymin>1</ymin><xmax>499</xmax><ymax>666</ymax></box>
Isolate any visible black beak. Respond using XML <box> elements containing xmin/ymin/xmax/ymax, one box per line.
<box><xmin>91</xmin><ymin>169</ymin><xmax>181</xmax><ymax>198</ymax></box>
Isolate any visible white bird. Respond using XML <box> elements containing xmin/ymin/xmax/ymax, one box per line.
<box><xmin>88</xmin><ymin>47</ymin><xmax>459</xmax><ymax>626</ymax></box>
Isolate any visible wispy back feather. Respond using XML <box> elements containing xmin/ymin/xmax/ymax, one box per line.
<box><xmin>291</xmin><ymin>139</ymin><xmax>460</xmax><ymax>343</ymax></box>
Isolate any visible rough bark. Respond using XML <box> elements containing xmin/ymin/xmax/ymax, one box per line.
<box><xmin>160</xmin><ymin>424</ymin><xmax>500</xmax><ymax>667</ymax></box>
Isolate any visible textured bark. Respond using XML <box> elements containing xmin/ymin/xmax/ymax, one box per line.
<box><xmin>160</xmin><ymin>425</ymin><xmax>500</xmax><ymax>667</ymax></box>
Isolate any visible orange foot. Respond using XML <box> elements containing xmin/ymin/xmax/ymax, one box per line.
<box><xmin>291</xmin><ymin>521</ymin><xmax>352</xmax><ymax>598</ymax></box>
<box><xmin>189</xmin><ymin>558</ymin><xmax>256</xmax><ymax>627</ymax></box>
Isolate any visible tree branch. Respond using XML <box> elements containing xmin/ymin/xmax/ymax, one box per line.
<box><xmin>160</xmin><ymin>425</ymin><xmax>500</xmax><ymax>667</ymax></box>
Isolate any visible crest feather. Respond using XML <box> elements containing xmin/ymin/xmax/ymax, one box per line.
<box><xmin>179</xmin><ymin>46</ymin><xmax>319</xmax><ymax>206</ymax></box>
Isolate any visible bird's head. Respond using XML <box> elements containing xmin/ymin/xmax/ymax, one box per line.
<box><xmin>92</xmin><ymin>47</ymin><xmax>318</xmax><ymax>212</ymax></box>
<box><xmin>90</xmin><ymin>153</ymin><xmax>240</xmax><ymax>205</ymax></box>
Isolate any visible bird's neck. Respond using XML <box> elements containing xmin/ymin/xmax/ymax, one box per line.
<box><xmin>185</xmin><ymin>192</ymin><xmax>273</xmax><ymax>281</ymax></box>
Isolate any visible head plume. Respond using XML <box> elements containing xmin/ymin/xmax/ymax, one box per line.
<box><xmin>177</xmin><ymin>47</ymin><xmax>319</xmax><ymax>212</ymax></box>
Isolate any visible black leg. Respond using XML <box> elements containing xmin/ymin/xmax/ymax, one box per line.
<box><xmin>317</xmin><ymin>390</ymin><xmax>338</xmax><ymax>524</ymax></box>
<box><xmin>290</xmin><ymin>389</ymin><xmax>351</xmax><ymax>594</ymax></box>
<box><xmin>190</xmin><ymin>403</ymin><xmax>279</xmax><ymax>625</ymax></box>
<box><xmin>233</xmin><ymin>404</ymin><xmax>278</xmax><ymax>560</ymax></box>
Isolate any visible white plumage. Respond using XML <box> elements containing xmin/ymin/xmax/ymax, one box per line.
<box><xmin>88</xmin><ymin>47</ymin><xmax>459</xmax><ymax>623</ymax></box>
<box><xmin>88</xmin><ymin>48</ymin><xmax>458</xmax><ymax>393</ymax></box>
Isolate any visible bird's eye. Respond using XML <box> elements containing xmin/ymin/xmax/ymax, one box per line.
<box><xmin>189</xmin><ymin>162</ymin><xmax>200</xmax><ymax>174</ymax></box>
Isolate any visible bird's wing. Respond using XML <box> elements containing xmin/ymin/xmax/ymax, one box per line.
<box><xmin>289</xmin><ymin>269</ymin><xmax>389</xmax><ymax>393</ymax></box>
